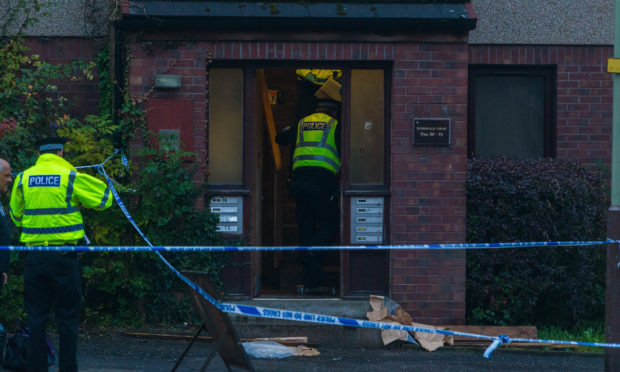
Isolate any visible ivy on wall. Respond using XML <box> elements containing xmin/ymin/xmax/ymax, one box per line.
<box><xmin>0</xmin><ymin>3</ymin><xmax>233</xmax><ymax>329</ymax></box>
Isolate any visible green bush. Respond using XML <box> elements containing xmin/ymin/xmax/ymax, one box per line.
<box><xmin>0</xmin><ymin>36</ymin><xmax>232</xmax><ymax>329</ymax></box>
<box><xmin>78</xmin><ymin>146</ymin><xmax>232</xmax><ymax>327</ymax></box>
<box><xmin>466</xmin><ymin>157</ymin><xmax>607</xmax><ymax>328</ymax></box>
<box><xmin>0</xmin><ymin>35</ymin><xmax>100</xmax><ymax>328</ymax></box>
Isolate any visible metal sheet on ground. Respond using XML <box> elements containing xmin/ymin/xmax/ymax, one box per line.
<box><xmin>181</xmin><ymin>270</ymin><xmax>254</xmax><ymax>371</ymax></box>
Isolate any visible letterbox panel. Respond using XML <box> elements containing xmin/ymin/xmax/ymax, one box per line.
<box><xmin>211</xmin><ymin>196</ymin><xmax>243</xmax><ymax>234</ymax></box>
<box><xmin>351</xmin><ymin>197</ymin><xmax>384</xmax><ymax>244</ymax></box>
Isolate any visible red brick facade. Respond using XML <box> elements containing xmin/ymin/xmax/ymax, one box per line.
<box><xmin>24</xmin><ymin>37</ymin><xmax>104</xmax><ymax>121</ymax></box>
<box><xmin>28</xmin><ymin>36</ymin><xmax>613</xmax><ymax>325</ymax></box>
<box><xmin>126</xmin><ymin>39</ymin><xmax>469</xmax><ymax>324</ymax></box>
<box><xmin>390</xmin><ymin>43</ymin><xmax>468</xmax><ymax>324</ymax></box>
<box><xmin>128</xmin><ymin>41</ymin><xmax>209</xmax><ymax>176</ymax></box>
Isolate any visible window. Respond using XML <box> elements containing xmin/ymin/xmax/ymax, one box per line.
<box><xmin>349</xmin><ymin>69</ymin><xmax>385</xmax><ymax>185</ymax></box>
<box><xmin>468</xmin><ymin>66</ymin><xmax>555</xmax><ymax>158</ymax></box>
<box><xmin>208</xmin><ymin>68</ymin><xmax>244</xmax><ymax>184</ymax></box>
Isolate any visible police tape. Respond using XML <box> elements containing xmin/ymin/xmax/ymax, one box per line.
<box><xmin>220</xmin><ymin>303</ymin><xmax>620</xmax><ymax>358</ymax></box>
<box><xmin>7</xmin><ymin>159</ymin><xmax>620</xmax><ymax>358</ymax></box>
<box><xmin>151</xmin><ymin>249</ymin><xmax>620</xmax><ymax>358</ymax></box>
<box><xmin>97</xmin><ymin>159</ymin><xmax>620</xmax><ymax>252</ymax></box>
<box><xmin>100</xmin><ymin>161</ymin><xmax>620</xmax><ymax>357</ymax></box>
<box><xmin>7</xmin><ymin>158</ymin><xmax>620</xmax><ymax>252</ymax></box>
<box><xmin>0</xmin><ymin>240</ymin><xmax>617</xmax><ymax>252</ymax></box>
<box><xmin>3</xmin><ymin>237</ymin><xmax>611</xmax><ymax>358</ymax></box>
<box><xmin>150</xmin><ymin>248</ymin><xmax>513</xmax><ymax>355</ymax></box>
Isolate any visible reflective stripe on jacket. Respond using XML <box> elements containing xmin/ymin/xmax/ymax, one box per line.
<box><xmin>9</xmin><ymin>153</ymin><xmax>113</xmax><ymax>244</ymax></box>
<box><xmin>293</xmin><ymin>112</ymin><xmax>341</xmax><ymax>174</ymax></box>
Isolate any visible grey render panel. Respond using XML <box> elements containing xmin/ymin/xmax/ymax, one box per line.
<box><xmin>1</xmin><ymin>0</ymin><xmax>111</xmax><ymax>37</ymax></box>
<box><xmin>131</xmin><ymin>1</ymin><xmax>468</xmax><ymax>21</ymax></box>
<box><xmin>3</xmin><ymin>0</ymin><xmax>472</xmax><ymax>37</ymax></box>
<box><xmin>469</xmin><ymin>0</ymin><xmax>613</xmax><ymax>45</ymax></box>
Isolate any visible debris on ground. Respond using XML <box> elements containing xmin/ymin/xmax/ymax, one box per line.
<box><xmin>367</xmin><ymin>295</ymin><xmax>454</xmax><ymax>351</ymax></box>
<box><xmin>242</xmin><ymin>341</ymin><xmax>319</xmax><ymax>358</ymax></box>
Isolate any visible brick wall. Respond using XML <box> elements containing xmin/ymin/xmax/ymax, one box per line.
<box><xmin>128</xmin><ymin>39</ymin><xmax>469</xmax><ymax>324</ymax></box>
<box><xmin>24</xmin><ymin>37</ymin><xmax>104</xmax><ymax>121</ymax></box>
<box><xmin>390</xmin><ymin>43</ymin><xmax>468</xmax><ymax>324</ymax></box>
<box><xmin>128</xmin><ymin>41</ymin><xmax>209</xmax><ymax>181</ymax></box>
<box><xmin>469</xmin><ymin>45</ymin><xmax>613</xmax><ymax>168</ymax></box>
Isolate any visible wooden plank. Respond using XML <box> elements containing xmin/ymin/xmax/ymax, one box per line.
<box><xmin>434</xmin><ymin>325</ymin><xmax>581</xmax><ymax>349</ymax></box>
<box><xmin>123</xmin><ymin>332</ymin><xmax>309</xmax><ymax>346</ymax></box>
<box><xmin>256</xmin><ymin>69</ymin><xmax>282</xmax><ymax>171</ymax></box>
<box><xmin>124</xmin><ymin>332</ymin><xmax>213</xmax><ymax>342</ymax></box>
<box><xmin>245</xmin><ymin>337</ymin><xmax>308</xmax><ymax>345</ymax></box>
<box><xmin>449</xmin><ymin>341</ymin><xmax>579</xmax><ymax>349</ymax></box>
<box><xmin>438</xmin><ymin>325</ymin><xmax>537</xmax><ymax>341</ymax></box>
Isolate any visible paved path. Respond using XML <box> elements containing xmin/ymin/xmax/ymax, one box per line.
<box><xmin>0</xmin><ymin>333</ymin><xmax>603</xmax><ymax>372</ymax></box>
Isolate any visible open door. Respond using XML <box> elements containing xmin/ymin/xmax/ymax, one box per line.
<box><xmin>256</xmin><ymin>68</ymin><xmax>341</xmax><ymax>297</ymax></box>
<box><xmin>207</xmin><ymin>65</ymin><xmax>389</xmax><ymax>299</ymax></box>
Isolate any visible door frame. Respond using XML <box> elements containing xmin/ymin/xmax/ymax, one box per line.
<box><xmin>208</xmin><ymin>61</ymin><xmax>392</xmax><ymax>299</ymax></box>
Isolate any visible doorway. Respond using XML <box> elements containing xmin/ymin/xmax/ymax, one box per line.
<box><xmin>257</xmin><ymin>68</ymin><xmax>341</xmax><ymax>298</ymax></box>
<box><xmin>207</xmin><ymin>65</ymin><xmax>390</xmax><ymax>299</ymax></box>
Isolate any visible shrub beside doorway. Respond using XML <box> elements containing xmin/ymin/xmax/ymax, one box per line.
<box><xmin>466</xmin><ymin>157</ymin><xmax>607</xmax><ymax>328</ymax></box>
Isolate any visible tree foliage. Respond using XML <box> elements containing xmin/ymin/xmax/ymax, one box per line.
<box><xmin>0</xmin><ymin>26</ymin><xmax>230</xmax><ymax>328</ymax></box>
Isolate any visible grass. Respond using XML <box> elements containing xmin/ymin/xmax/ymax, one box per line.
<box><xmin>537</xmin><ymin>322</ymin><xmax>605</xmax><ymax>353</ymax></box>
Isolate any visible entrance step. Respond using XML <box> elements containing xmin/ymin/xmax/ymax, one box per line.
<box><xmin>227</xmin><ymin>298</ymin><xmax>384</xmax><ymax>348</ymax></box>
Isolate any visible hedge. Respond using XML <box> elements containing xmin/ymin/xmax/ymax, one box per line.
<box><xmin>466</xmin><ymin>157</ymin><xmax>607</xmax><ymax>328</ymax></box>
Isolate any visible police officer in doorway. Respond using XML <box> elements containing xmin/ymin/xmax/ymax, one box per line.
<box><xmin>9</xmin><ymin>137</ymin><xmax>113</xmax><ymax>372</ymax></box>
<box><xmin>276</xmin><ymin>99</ymin><xmax>341</xmax><ymax>289</ymax></box>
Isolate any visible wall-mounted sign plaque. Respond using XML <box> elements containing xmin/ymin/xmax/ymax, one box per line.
<box><xmin>413</xmin><ymin>118</ymin><xmax>451</xmax><ymax>146</ymax></box>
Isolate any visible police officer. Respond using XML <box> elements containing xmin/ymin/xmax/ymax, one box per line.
<box><xmin>276</xmin><ymin>99</ymin><xmax>341</xmax><ymax>289</ymax></box>
<box><xmin>9</xmin><ymin>137</ymin><xmax>113</xmax><ymax>372</ymax></box>
<box><xmin>0</xmin><ymin>158</ymin><xmax>13</xmax><ymax>287</ymax></box>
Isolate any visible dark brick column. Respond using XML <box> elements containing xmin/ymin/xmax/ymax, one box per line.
<box><xmin>606</xmin><ymin>206</ymin><xmax>620</xmax><ymax>371</ymax></box>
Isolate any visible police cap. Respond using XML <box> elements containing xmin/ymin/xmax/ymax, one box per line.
<box><xmin>36</xmin><ymin>136</ymin><xmax>68</xmax><ymax>152</ymax></box>
<box><xmin>317</xmin><ymin>99</ymin><xmax>341</xmax><ymax>110</ymax></box>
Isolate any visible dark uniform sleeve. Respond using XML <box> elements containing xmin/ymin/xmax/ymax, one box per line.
<box><xmin>276</xmin><ymin>124</ymin><xmax>298</xmax><ymax>146</ymax></box>
<box><xmin>0</xmin><ymin>211</ymin><xmax>11</xmax><ymax>273</ymax></box>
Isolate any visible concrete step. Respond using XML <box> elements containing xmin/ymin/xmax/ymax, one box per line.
<box><xmin>227</xmin><ymin>298</ymin><xmax>384</xmax><ymax>348</ymax></box>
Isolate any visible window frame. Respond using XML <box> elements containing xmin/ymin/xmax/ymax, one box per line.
<box><xmin>341</xmin><ymin>64</ymin><xmax>392</xmax><ymax>194</ymax></box>
<box><xmin>467</xmin><ymin>65</ymin><xmax>557</xmax><ymax>159</ymax></box>
<box><xmin>206</xmin><ymin>62</ymin><xmax>251</xmax><ymax>195</ymax></box>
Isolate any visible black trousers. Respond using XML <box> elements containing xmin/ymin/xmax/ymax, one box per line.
<box><xmin>295</xmin><ymin>192</ymin><xmax>339</xmax><ymax>288</ymax></box>
<box><xmin>24</xmin><ymin>252</ymin><xmax>81</xmax><ymax>372</ymax></box>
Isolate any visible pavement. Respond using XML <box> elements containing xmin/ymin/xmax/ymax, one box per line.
<box><xmin>0</xmin><ymin>331</ymin><xmax>605</xmax><ymax>372</ymax></box>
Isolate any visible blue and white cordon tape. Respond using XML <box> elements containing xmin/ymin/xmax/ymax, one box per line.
<box><xmin>3</xmin><ymin>156</ymin><xmax>620</xmax><ymax>358</ymax></box>
<box><xmin>0</xmin><ymin>240</ymin><xmax>617</xmax><ymax>252</ymax></box>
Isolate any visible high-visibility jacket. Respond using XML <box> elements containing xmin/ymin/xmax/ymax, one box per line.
<box><xmin>293</xmin><ymin>113</ymin><xmax>341</xmax><ymax>174</ymax></box>
<box><xmin>9</xmin><ymin>153</ymin><xmax>113</xmax><ymax>244</ymax></box>
<box><xmin>296</xmin><ymin>69</ymin><xmax>342</xmax><ymax>85</ymax></box>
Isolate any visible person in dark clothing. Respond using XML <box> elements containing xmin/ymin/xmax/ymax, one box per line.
<box><xmin>0</xmin><ymin>158</ymin><xmax>13</xmax><ymax>286</ymax></box>
<box><xmin>276</xmin><ymin>99</ymin><xmax>341</xmax><ymax>289</ymax></box>
<box><xmin>10</xmin><ymin>137</ymin><xmax>113</xmax><ymax>372</ymax></box>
